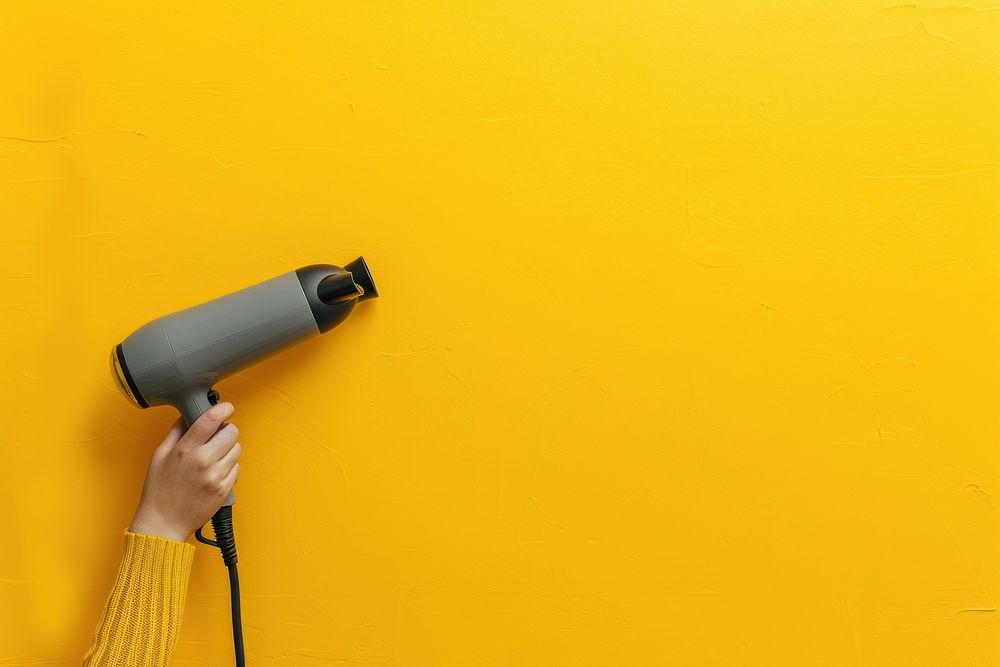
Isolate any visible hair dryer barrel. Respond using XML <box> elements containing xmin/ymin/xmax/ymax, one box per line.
<box><xmin>111</xmin><ymin>257</ymin><xmax>377</xmax><ymax>427</ymax></box>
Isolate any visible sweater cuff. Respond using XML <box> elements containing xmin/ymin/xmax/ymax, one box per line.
<box><xmin>121</xmin><ymin>530</ymin><xmax>195</xmax><ymax>576</ymax></box>
<box><xmin>83</xmin><ymin>532</ymin><xmax>196</xmax><ymax>666</ymax></box>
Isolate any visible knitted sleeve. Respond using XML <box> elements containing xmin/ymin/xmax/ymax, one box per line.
<box><xmin>83</xmin><ymin>531</ymin><xmax>196</xmax><ymax>666</ymax></box>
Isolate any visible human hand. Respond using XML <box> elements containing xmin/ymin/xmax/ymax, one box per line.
<box><xmin>128</xmin><ymin>402</ymin><xmax>242</xmax><ymax>542</ymax></box>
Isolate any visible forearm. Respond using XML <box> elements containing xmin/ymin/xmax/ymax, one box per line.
<box><xmin>83</xmin><ymin>532</ymin><xmax>195</xmax><ymax>666</ymax></box>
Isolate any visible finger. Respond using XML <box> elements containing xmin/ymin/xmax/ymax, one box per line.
<box><xmin>217</xmin><ymin>462</ymin><xmax>240</xmax><ymax>498</ymax></box>
<box><xmin>158</xmin><ymin>418</ymin><xmax>185</xmax><ymax>450</ymax></box>
<box><xmin>179</xmin><ymin>402</ymin><xmax>234</xmax><ymax>448</ymax></box>
<box><xmin>213</xmin><ymin>441</ymin><xmax>242</xmax><ymax>474</ymax></box>
<box><xmin>203</xmin><ymin>423</ymin><xmax>239</xmax><ymax>462</ymax></box>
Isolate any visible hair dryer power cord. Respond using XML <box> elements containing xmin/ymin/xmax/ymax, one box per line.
<box><xmin>196</xmin><ymin>506</ymin><xmax>245</xmax><ymax>666</ymax></box>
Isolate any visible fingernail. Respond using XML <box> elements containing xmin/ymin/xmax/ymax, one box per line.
<box><xmin>209</xmin><ymin>402</ymin><xmax>235</xmax><ymax>420</ymax></box>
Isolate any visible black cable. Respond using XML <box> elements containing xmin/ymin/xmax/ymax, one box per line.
<box><xmin>226</xmin><ymin>563</ymin><xmax>246</xmax><ymax>666</ymax></box>
<box><xmin>194</xmin><ymin>526</ymin><xmax>217</xmax><ymax>547</ymax></box>
<box><xmin>206</xmin><ymin>505</ymin><xmax>245</xmax><ymax>667</ymax></box>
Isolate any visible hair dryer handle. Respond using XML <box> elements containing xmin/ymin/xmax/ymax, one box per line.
<box><xmin>179</xmin><ymin>387</ymin><xmax>236</xmax><ymax>507</ymax></box>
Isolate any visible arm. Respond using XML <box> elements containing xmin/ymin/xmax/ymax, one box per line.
<box><xmin>84</xmin><ymin>402</ymin><xmax>242</xmax><ymax>666</ymax></box>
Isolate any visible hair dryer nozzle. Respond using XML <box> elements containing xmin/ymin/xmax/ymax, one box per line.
<box><xmin>296</xmin><ymin>258</ymin><xmax>378</xmax><ymax>333</ymax></box>
<box><xmin>345</xmin><ymin>256</ymin><xmax>378</xmax><ymax>302</ymax></box>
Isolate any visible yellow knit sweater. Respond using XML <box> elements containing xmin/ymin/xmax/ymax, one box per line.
<box><xmin>83</xmin><ymin>532</ymin><xmax>195</xmax><ymax>666</ymax></box>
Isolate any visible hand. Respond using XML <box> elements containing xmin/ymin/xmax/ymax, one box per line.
<box><xmin>129</xmin><ymin>402</ymin><xmax>242</xmax><ymax>542</ymax></box>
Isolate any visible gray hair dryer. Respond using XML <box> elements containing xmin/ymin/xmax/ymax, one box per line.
<box><xmin>111</xmin><ymin>257</ymin><xmax>377</xmax><ymax>449</ymax></box>
<box><xmin>109</xmin><ymin>257</ymin><xmax>378</xmax><ymax>666</ymax></box>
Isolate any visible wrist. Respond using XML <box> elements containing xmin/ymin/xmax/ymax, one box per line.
<box><xmin>129</xmin><ymin>507</ymin><xmax>190</xmax><ymax>543</ymax></box>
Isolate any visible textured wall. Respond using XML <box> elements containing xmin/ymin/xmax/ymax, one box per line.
<box><xmin>2</xmin><ymin>1</ymin><xmax>999</xmax><ymax>664</ymax></box>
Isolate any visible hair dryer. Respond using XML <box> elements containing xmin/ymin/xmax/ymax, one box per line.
<box><xmin>110</xmin><ymin>257</ymin><xmax>378</xmax><ymax>666</ymax></box>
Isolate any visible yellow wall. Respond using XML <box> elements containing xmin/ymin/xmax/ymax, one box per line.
<box><xmin>2</xmin><ymin>1</ymin><xmax>999</xmax><ymax>664</ymax></box>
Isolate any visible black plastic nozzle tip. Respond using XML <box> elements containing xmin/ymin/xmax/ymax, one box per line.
<box><xmin>345</xmin><ymin>256</ymin><xmax>378</xmax><ymax>302</ymax></box>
